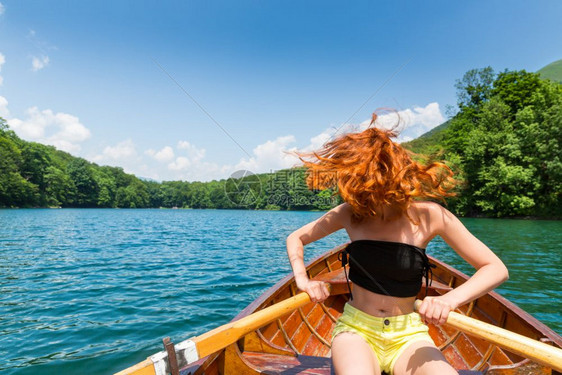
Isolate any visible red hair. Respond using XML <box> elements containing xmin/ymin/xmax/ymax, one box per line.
<box><xmin>297</xmin><ymin>113</ymin><xmax>456</xmax><ymax>222</ymax></box>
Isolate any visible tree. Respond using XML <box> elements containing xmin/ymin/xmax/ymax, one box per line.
<box><xmin>454</xmin><ymin>67</ymin><xmax>495</xmax><ymax>109</ymax></box>
<box><xmin>144</xmin><ymin>180</ymin><xmax>164</xmax><ymax>207</ymax></box>
<box><xmin>115</xmin><ymin>180</ymin><xmax>150</xmax><ymax>208</ymax></box>
<box><xmin>491</xmin><ymin>70</ymin><xmax>542</xmax><ymax>118</ymax></box>
<box><xmin>448</xmin><ymin>70</ymin><xmax>562</xmax><ymax>217</ymax></box>
<box><xmin>0</xmin><ymin>120</ymin><xmax>40</xmax><ymax>207</ymax></box>
<box><xmin>67</xmin><ymin>158</ymin><xmax>99</xmax><ymax>207</ymax></box>
<box><xmin>95</xmin><ymin>174</ymin><xmax>117</xmax><ymax>207</ymax></box>
<box><xmin>44</xmin><ymin>166</ymin><xmax>75</xmax><ymax>207</ymax></box>
<box><xmin>20</xmin><ymin>142</ymin><xmax>53</xmax><ymax>204</ymax></box>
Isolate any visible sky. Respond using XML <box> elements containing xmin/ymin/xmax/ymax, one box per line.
<box><xmin>0</xmin><ymin>1</ymin><xmax>561</xmax><ymax>182</ymax></box>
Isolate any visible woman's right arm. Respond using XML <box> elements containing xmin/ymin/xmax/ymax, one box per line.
<box><xmin>286</xmin><ymin>203</ymin><xmax>348</xmax><ymax>302</ymax></box>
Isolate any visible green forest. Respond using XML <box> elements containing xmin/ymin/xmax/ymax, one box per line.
<box><xmin>1</xmin><ymin>66</ymin><xmax>561</xmax><ymax>217</ymax></box>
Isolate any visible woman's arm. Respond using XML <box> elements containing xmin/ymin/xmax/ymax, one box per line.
<box><xmin>286</xmin><ymin>204</ymin><xmax>348</xmax><ymax>302</ymax></box>
<box><xmin>418</xmin><ymin>204</ymin><xmax>509</xmax><ymax>325</ymax></box>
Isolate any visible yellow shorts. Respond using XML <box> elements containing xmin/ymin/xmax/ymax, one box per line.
<box><xmin>331</xmin><ymin>303</ymin><xmax>434</xmax><ymax>375</ymax></box>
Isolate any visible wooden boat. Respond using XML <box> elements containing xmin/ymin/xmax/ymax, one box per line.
<box><xmin>117</xmin><ymin>243</ymin><xmax>562</xmax><ymax>375</ymax></box>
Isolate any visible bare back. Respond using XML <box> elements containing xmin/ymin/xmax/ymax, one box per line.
<box><xmin>339</xmin><ymin>201</ymin><xmax>438</xmax><ymax>317</ymax></box>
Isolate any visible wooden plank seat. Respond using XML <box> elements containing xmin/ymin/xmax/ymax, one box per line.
<box><xmin>243</xmin><ymin>352</ymin><xmax>484</xmax><ymax>375</ymax></box>
<box><xmin>243</xmin><ymin>352</ymin><xmax>331</xmax><ymax>375</ymax></box>
<box><xmin>311</xmin><ymin>269</ymin><xmax>351</xmax><ymax>296</ymax></box>
<box><xmin>311</xmin><ymin>267</ymin><xmax>453</xmax><ymax>294</ymax></box>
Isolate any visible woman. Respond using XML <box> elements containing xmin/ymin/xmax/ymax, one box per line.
<box><xmin>286</xmin><ymin>114</ymin><xmax>509</xmax><ymax>375</ymax></box>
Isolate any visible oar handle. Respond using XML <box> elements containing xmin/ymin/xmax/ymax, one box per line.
<box><xmin>414</xmin><ymin>300</ymin><xmax>562</xmax><ymax>372</ymax></box>
<box><xmin>115</xmin><ymin>285</ymin><xmax>333</xmax><ymax>375</ymax></box>
<box><xmin>194</xmin><ymin>291</ymin><xmax>313</xmax><ymax>358</ymax></box>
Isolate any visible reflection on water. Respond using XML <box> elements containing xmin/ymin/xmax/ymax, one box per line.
<box><xmin>0</xmin><ymin>210</ymin><xmax>560</xmax><ymax>374</ymax></box>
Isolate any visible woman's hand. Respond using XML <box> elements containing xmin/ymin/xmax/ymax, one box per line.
<box><xmin>296</xmin><ymin>279</ymin><xmax>330</xmax><ymax>303</ymax></box>
<box><xmin>417</xmin><ymin>296</ymin><xmax>457</xmax><ymax>326</ymax></box>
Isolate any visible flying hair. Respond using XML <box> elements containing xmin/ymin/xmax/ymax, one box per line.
<box><xmin>296</xmin><ymin>112</ymin><xmax>456</xmax><ymax>223</ymax></box>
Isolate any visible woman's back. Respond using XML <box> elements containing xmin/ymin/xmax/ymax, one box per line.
<box><xmin>342</xmin><ymin>201</ymin><xmax>438</xmax><ymax>249</ymax></box>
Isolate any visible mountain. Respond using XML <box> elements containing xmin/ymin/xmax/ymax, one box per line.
<box><xmin>537</xmin><ymin>59</ymin><xmax>562</xmax><ymax>83</ymax></box>
<box><xmin>401</xmin><ymin>120</ymin><xmax>450</xmax><ymax>154</ymax></box>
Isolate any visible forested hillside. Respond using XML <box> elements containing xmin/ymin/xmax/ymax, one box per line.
<box><xmin>537</xmin><ymin>59</ymin><xmax>562</xmax><ymax>83</ymax></box>
<box><xmin>0</xmin><ymin>119</ymin><xmax>338</xmax><ymax>210</ymax></box>
<box><xmin>403</xmin><ymin>67</ymin><xmax>562</xmax><ymax>217</ymax></box>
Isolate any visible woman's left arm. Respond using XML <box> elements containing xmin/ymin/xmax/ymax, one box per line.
<box><xmin>417</xmin><ymin>204</ymin><xmax>509</xmax><ymax>325</ymax></box>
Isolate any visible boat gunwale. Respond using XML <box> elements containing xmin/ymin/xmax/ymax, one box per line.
<box><xmin>428</xmin><ymin>254</ymin><xmax>562</xmax><ymax>348</ymax></box>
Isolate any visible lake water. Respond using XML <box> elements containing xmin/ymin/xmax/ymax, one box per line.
<box><xmin>0</xmin><ymin>209</ymin><xmax>560</xmax><ymax>374</ymax></box>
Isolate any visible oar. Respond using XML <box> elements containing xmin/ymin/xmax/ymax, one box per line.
<box><xmin>414</xmin><ymin>300</ymin><xmax>562</xmax><ymax>372</ymax></box>
<box><xmin>115</xmin><ymin>290</ymin><xmax>321</xmax><ymax>375</ymax></box>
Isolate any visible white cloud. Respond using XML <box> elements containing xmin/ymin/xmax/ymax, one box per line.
<box><xmin>139</xmin><ymin>141</ymin><xmax>220</xmax><ymax>180</ymax></box>
<box><xmin>357</xmin><ymin>102</ymin><xmax>445</xmax><ymax>143</ymax></box>
<box><xmin>300</xmin><ymin>126</ymin><xmax>343</xmax><ymax>152</ymax></box>
<box><xmin>168</xmin><ymin>156</ymin><xmax>191</xmax><ymax>171</ymax></box>
<box><xmin>169</xmin><ymin>160</ymin><xmax>231</xmax><ymax>181</ymax></box>
<box><xmin>177</xmin><ymin>140</ymin><xmax>206</xmax><ymax>161</ymax></box>
<box><xmin>307</xmin><ymin>129</ymin><xmax>333</xmax><ymax>151</ymax></box>
<box><xmin>0</xmin><ymin>96</ymin><xmax>9</xmax><ymax>118</ymax></box>
<box><xmin>8</xmin><ymin>106</ymin><xmax>91</xmax><ymax>152</ymax></box>
<box><xmin>0</xmin><ymin>3</ymin><xmax>4</xmax><ymax>16</ymax></box>
<box><xmin>235</xmin><ymin>135</ymin><xmax>299</xmax><ymax>173</ymax></box>
<box><xmin>89</xmin><ymin>139</ymin><xmax>151</xmax><ymax>178</ymax></box>
<box><xmin>31</xmin><ymin>55</ymin><xmax>50</xmax><ymax>72</ymax></box>
<box><xmin>126</xmin><ymin>140</ymin><xmax>227</xmax><ymax>181</ymax></box>
<box><xmin>177</xmin><ymin>140</ymin><xmax>191</xmax><ymax>149</ymax></box>
<box><xmin>395</xmin><ymin>102</ymin><xmax>445</xmax><ymax>142</ymax></box>
<box><xmin>306</xmin><ymin>103</ymin><xmax>444</xmax><ymax>147</ymax></box>
<box><xmin>165</xmin><ymin>157</ymin><xmax>229</xmax><ymax>182</ymax></box>
<box><xmin>145</xmin><ymin>145</ymin><xmax>174</xmax><ymax>162</ymax></box>
<box><xmin>167</xmin><ymin>142</ymin><xmax>207</xmax><ymax>171</ymax></box>
<box><xmin>93</xmin><ymin>139</ymin><xmax>136</xmax><ymax>162</ymax></box>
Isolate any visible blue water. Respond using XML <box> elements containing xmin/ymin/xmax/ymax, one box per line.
<box><xmin>0</xmin><ymin>209</ymin><xmax>560</xmax><ymax>374</ymax></box>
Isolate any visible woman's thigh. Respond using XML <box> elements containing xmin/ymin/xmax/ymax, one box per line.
<box><xmin>392</xmin><ymin>340</ymin><xmax>458</xmax><ymax>375</ymax></box>
<box><xmin>331</xmin><ymin>332</ymin><xmax>380</xmax><ymax>375</ymax></box>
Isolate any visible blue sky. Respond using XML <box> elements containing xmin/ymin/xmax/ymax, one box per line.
<box><xmin>0</xmin><ymin>1</ymin><xmax>561</xmax><ymax>181</ymax></box>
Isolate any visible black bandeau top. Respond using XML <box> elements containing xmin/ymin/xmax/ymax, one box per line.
<box><xmin>339</xmin><ymin>239</ymin><xmax>434</xmax><ymax>298</ymax></box>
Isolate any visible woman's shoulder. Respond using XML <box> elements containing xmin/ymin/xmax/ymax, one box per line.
<box><xmin>327</xmin><ymin>202</ymin><xmax>352</xmax><ymax>218</ymax></box>
<box><xmin>411</xmin><ymin>201</ymin><xmax>457</xmax><ymax>231</ymax></box>
<box><xmin>331</xmin><ymin>202</ymin><xmax>352</xmax><ymax>213</ymax></box>
<box><xmin>411</xmin><ymin>200</ymin><xmax>445</xmax><ymax>212</ymax></box>
<box><xmin>410</xmin><ymin>201</ymin><xmax>453</xmax><ymax>222</ymax></box>
<box><xmin>322</xmin><ymin>203</ymin><xmax>353</xmax><ymax>226</ymax></box>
